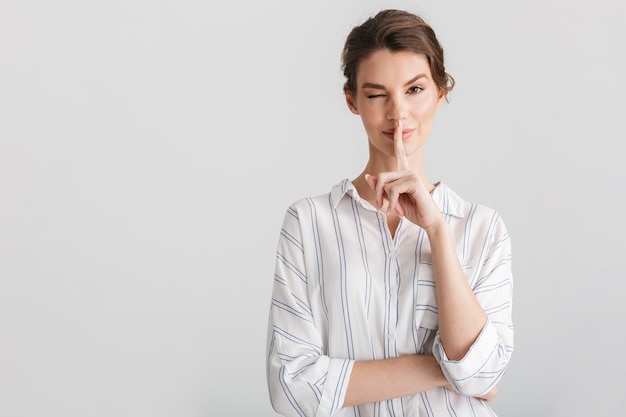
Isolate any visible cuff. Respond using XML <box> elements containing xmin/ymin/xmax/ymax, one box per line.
<box><xmin>316</xmin><ymin>359</ymin><xmax>354</xmax><ymax>417</ymax></box>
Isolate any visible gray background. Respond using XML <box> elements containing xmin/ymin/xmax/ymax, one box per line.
<box><xmin>1</xmin><ymin>0</ymin><xmax>624</xmax><ymax>416</ymax></box>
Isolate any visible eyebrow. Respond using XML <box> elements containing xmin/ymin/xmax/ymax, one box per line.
<box><xmin>361</xmin><ymin>73</ymin><xmax>428</xmax><ymax>90</ymax></box>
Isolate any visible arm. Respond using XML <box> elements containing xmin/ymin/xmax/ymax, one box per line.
<box><xmin>267</xmin><ymin>207</ymin><xmax>353</xmax><ymax>417</ymax></box>
<box><xmin>335</xmin><ymin>214</ymin><xmax>510</xmax><ymax>403</ymax></box>
<box><xmin>430</xmin><ymin>213</ymin><xmax>513</xmax><ymax>395</ymax></box>
<box><xmin>368</xmin><ymin>121</ymin><xmax>488</xmax><ymax>360</ymax></box>
<box><xmin>428</xmin><ymin>221</ymin><xmax>487</xmax><ymax>360</ymax></box>
<box><xmin>343</xmin><ymin>354</ymin><xmax>449</xmax><ymax>407</ymax></box>
<box><xmin>367</xmin><ymin>121</ymin><xmax>513</xmax><ymax>396</ymax></box>
<box><xmin>367</xmin><ymin>174</ymin><xmax>513</xmax><ymax>396</ymax></box>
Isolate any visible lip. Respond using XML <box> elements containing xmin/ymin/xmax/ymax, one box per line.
<box><xmin>382</xmin><ymin>128</ymin><xmax>415</xmax><ymax>141</ymax></box>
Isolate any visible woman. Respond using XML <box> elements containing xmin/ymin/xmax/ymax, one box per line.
<box><xmin>267</xmin><ymin>9</ymin><xmax>513</xmax><ymax>417</ymax></box>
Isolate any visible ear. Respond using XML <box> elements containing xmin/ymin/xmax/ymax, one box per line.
<box><xmin>436</xmin><ymin>89</ymin><xmax>447</xmax><ymax>108</ymax></box>
<box><xmin>345</xmin><ymin>90</ymin><xmax>360</xmax><ymax>115</ymax></box>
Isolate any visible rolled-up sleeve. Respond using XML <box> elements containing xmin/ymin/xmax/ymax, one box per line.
<box><xmin>267</xmin><ymin>207</ymin><xmax>354</xmax><ymax>417</ymax></box>
<box><xmin>432</xmin><ymin>214</ymin><xmax>514</xmax><ymax>396</ymax></box>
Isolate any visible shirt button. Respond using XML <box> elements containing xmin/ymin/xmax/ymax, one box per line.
<box><xmin>388</xmin><ymin>251</ymin><xmax>397</xmax><ymax>259</ymax></box>
<box><xmin>387</xmin><ymin>333</ymin><xmax>395</xmax><ymax>340</ymax></box>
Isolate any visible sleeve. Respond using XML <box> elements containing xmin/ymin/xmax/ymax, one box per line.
<box><xmin>432</xmin><ymin>212</ymin><xmax>514</xmax><ymax>396</ymax></box>
<box><xmin>266</xmin><ymin>206</ymin><xmax>354</xmax><ymax>417</ymax></box>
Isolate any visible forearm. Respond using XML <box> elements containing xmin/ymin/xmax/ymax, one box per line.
<box><xmin>343</xmin><ymin>354</ymin><xmax>447</xmax><ymax>407</ymax></box>
<box><xmin>427</xmin><ymin>221</ymin><xmax>487</xmax><ymax>360</ymax></box>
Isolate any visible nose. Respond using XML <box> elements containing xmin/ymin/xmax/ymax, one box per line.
<box><xmin>386</xmin><ymin>94</ymin><xmax>406</xmax><ymax>121</ymax></box>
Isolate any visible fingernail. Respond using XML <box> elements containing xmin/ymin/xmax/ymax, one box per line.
<box><xmin>365</xmin><ymin>174</ymin><xmax>370</xmax><ymax>180</ymax></box>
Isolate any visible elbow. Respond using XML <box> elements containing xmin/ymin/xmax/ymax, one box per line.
<box><xmin>435</xmin><ymin>317</ymin><xmax>514</xmax><ymax>395</ymax></box>
<box><xmin>443</xmin><ymin>344</ymin><xmax>512</xmax><ymax>396</ymax></box>
<box><xmin>436</xmin><ymin>330</ymin><xmax>513</xmax><ymax>396</ymax></box>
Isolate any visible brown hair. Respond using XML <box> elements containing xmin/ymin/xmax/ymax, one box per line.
<box><xmin>341</xmin><ymin>9</ymin><xmax>455</xmax><ymax>97</ymax></box>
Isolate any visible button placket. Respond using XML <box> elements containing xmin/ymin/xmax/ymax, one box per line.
<box><xmin>385</xmin><ymin>248</ymin><xmax>400</xmax><ymax>356</ymax></box>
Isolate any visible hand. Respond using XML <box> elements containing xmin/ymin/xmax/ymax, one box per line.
<box><xmin>365</xmin><ymin>121</ymin><xmax>444</xmax><ymax>232</ymax></box>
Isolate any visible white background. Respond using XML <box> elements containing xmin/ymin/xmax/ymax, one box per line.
<box><xmin>1</xmin><ymin>0</ymin><xmax>625</xmax><ymax>416</ymax></box>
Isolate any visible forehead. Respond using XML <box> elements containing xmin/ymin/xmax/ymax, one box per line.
<box><xmin>356</xmin><ymin>49</ymin><xmax>432</xmax><ymax>87</ymax></box>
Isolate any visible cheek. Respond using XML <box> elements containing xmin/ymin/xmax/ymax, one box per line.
<box><xmin>359</xmin><ymin>106</ymin><xmax>383</xmax><ymax>128</ymax></box>
<box><xmin>412</xmin><ymin>99</ymin><xmax>439</xmax><ymax>120</ymax></box>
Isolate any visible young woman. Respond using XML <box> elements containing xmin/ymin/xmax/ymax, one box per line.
<box><xmin>266</xmin><ymin>9</ymin><xmax>513</xmax><ymax>417</ymax></box>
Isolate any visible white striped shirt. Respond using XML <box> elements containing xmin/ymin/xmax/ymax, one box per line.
<box><xmin>267</xmin><ymin>179</ymin><xmax>514</xmax><ymax>417</ymax></box>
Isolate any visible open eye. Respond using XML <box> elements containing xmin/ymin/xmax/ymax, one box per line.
<box><xmin>408</xmin><ymin>86</ymin><xmax>423</xmax><ymax>94</ymax></box>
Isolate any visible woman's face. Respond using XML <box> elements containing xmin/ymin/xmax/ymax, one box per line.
<box><xmin>346</xmin><ymin>49</ymin><xmax>445</xmax><ymax>162</ymax></box>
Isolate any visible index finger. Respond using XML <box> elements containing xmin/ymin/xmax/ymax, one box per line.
<box><xmin>394</xmin><ymin>120</ymin><xmax>410</xmax><ymax>171</ymax></box>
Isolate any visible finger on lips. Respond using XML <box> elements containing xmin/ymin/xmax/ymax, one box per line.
<box><xmin>394</xmin><ymin>120</ymin><xmax>410</xmax><ymax>171</ymax></box>
<box><xmin>365</xmin><ymin>120</ymin><xmax>411</xmax><ymax>214</ymax></box>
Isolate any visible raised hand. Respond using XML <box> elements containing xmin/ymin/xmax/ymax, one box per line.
<box><xmin>365</xmin><ymin>121</ymin><xmax>444</xmax><ymax>233</ymax></box>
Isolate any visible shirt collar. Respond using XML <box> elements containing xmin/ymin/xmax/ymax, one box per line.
<box><xmin>330</xmin><ymin>178</ymin><xmax>466</xmax><ymax>218</ymax></box>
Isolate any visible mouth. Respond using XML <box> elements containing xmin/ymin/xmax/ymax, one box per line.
<box><xmin>382</xmin><ymin>128</ymin><xmax>415</xmax><ymax>141</ymax></box>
